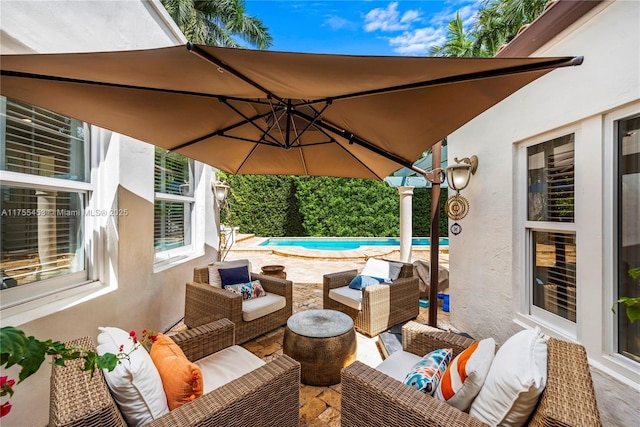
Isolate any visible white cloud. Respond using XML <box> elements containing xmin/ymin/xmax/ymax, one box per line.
<box><xmin>360</xmin><ymin>0</ymin><xmax>484</xmax><ymax>55</ymax></box>
<box><xmin>388</xmin><ymin>27</ymin><xmax>446</xmax><ymax>55</ymax></box>
<box><xmin>324</xmin><ymin>15</ymin><xmax>357</xmax><ymax>31</ymax></box>
<box><xmin>364</xmin><ymin>2</ymin><xmax>421</xmax><ymax>32</ymax></box>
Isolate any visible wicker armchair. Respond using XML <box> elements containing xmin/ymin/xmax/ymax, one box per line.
<box><xmin>187</xmin><ymin>267</ymin><xmax>293</xmax><ymax>344</ymax></box>
<box><xmin>323</xmin><ymin>262</ymin><xmax>419</xmax><ymax>337</ymax></box>
<box><xmin>341</xmin><ymin>322</ymin><xmax>602</xmax><ymax>427</ymax></box>
<box><xmin>50</xmin><ymin>319</ymin><xmax>301</xmax><ymax>427</ymax></box>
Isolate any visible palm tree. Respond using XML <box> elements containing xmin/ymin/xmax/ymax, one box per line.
<box><xmin>161</xmin><ymin>0</ymin><xmax>272</xmax><ymax>49</ymax></box>
<box><xmin>430</xmin><ymin>0</ymin><xmax>548</xmax><ymax>57</ymax></box>
<box><xmin>500</xmin><ymin>0</ymin><xmax>548</xmax><ymax>37</ymax></box>
<box><xmin>472</xmin><ymin>2</ymin><xmax>508</xmax><ymax>57</ymax></box>
<box><xmin>429</xmin><ymin>12</ymin><xmax>474</xmax><ymax>57</ymax></box>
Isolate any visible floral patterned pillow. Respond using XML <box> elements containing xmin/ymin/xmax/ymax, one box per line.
<box><xmin>403</xmin><ymin>348</ymin><xmax>453</xmax><ymax>395</ymax></box>
<box><xmin>224</xmin><ymin>280</ymin><xmax>267</xmax><ymax>300</ymax></box>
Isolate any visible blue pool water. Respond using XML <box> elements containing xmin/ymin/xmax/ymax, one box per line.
<box><xmin>260</xmin><ymin>237</ymin><xmax>449</xmax><ymax>251</ymax></box>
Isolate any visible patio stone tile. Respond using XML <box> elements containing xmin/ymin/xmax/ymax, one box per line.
<box><xmin>299</xmin><ymin>384</ymin><xmax>325</xmax><ymax>406</ymax></box>
<box><xmin>241</xmin><ymin>340</ymin><xmax>264</xmax><ymax>353</ymax></box>
<box><xmin>253</xmin><ymin>341</ymin><xmax>282</xmax><ymax>358</ymax></box>
<box><xmin>318</xmin><ymin>389</ymin><xmax>340</xmax><ymax>409</ymax></box>
<box><xmin>255</xmin><ymin>330</ymin><xmax>284</xmax><ymax>347</ymax></box>
<box><xmin>299</xmin><ymin>397</ymin><xmax>327</xmax><ymax>425</ymax></box>
<box><xmin>317</xmin><ymin>407</ymin><xmax>341</xmax><ymax>427</ymax></box>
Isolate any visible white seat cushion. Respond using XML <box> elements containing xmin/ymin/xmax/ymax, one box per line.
<box><xmin>329</xmin><ymin>286</ymin><xmax>362</xmax><ymax>310</ymax></box>
<box><xmin>242</xmin><ymin>293</ymin><xmax>286</xmax><ymax>321</ymax></box>
<box><xmin>375</xmin><ymin>350</ymin><xmax>423</xmax><ymax>382</ymax></box>
<box><xmin>195</xmin><ymin>345</ymin><xmax>266</xmax><ymax>393</ymax></box>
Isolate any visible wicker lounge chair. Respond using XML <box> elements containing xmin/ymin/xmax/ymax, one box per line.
<box><xmin>323</xmin><ymin>262</ymin><xmax>419</xmax><ymax>337</ymax></box>
<box><xmin>341</xmin><ymin>321</ymin><xmax>602</xmax><ymax>427</ymax></box>
<box><xmin>187</xmin><ymin>267</ymin><xmax>293</xmax><ymax>344</ymax></box>
<box><xmin>49</xmin><ymin>319</ymin><xmax>300</xmax><ymax>427</ymax></box>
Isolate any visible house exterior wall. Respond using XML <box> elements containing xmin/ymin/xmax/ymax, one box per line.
<box><xmin>447</xmin><ymin>1</ymin><xmax>639</xmax><ymax>425</ymax></box>
<box><xmin>0</xmin><ymin>2</ymin><xmax>219</xmax><ymax>426</ymax></box>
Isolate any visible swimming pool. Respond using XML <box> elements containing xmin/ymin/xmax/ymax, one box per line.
<box><xmin>260</xmin><ymin>237</ymin><xmax>449</xmax><ymax>251</ymax></box>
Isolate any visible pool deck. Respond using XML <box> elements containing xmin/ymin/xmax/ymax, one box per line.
<box><xmin>229</xmin><ymin>234</ymin><xmax>449</xmax><ymax>270</ymax></box>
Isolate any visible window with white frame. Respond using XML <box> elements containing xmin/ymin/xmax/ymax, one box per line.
<box><xmin>153</xmin><ymin>147</ymin><xmax>194</xmax><ymax>259</ymax></box>
<box><xmin>615</xmin><ymin>114</ymin><xmax>639</xmax><ymax>362</ymax></box>
<box><xmin>526</xmin><ymin>134</ymin><xmax>577</xmax><ymax>323</ymax></box>
<box><xmin>0</xmin><ymin>96</ymin><xmax>91</xmax><ymax>308</ymax></box>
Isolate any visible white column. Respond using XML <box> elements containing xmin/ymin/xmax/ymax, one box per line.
<box><xmin>398</xmin><ymin>186</ymin><xmax>414</xmax><ymax>263</ymax></box>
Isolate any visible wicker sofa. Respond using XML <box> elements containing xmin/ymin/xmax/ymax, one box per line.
<box><xmin>49</xmin><ymin>319</ymin><xmax>300</xmax><ymax>427</ymax></box>
<box><xmin>323</xmin><ymin>261</ymin><xmax>419</xmax><ymax>337</ymax></box>
<box><xmin>341</xmin><ymin>321</ymin><xmax>602</xmax><ymax>427</ymax></box>
<box><xmin>186</xmin><ymin>267</ymin><xmax>293</xmax><ymax>344</ymax></box>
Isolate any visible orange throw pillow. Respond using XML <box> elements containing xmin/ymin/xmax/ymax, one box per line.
<box><xmin>150</xmin><ymin>333</ymin><xmax>203</xmax><ymax>410</ymax></box>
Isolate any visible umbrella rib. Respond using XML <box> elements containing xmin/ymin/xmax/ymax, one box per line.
<box><xmin>294</xmin><ymin>110</ymin><xmax>417</xmax><ymax>172</ymax></box>
<box><xmin>268</xmin><ymin>98</ymin><xmax>288</xmax><ymax>147</ymax></box>
<box><xmin>296</xmin><ymin>56</ymin><xmax>584</xmax><ymax>105</ymax></box>
<box><xmin>0</xmin><ymin>69</ymin><xmax>252</xmax><ymax>102</ymax></box>
<box><xmin>234</xmin><ymin>141</ymin><xmax>262</xmax><ymax>174</ymax></box>
<box><xmin>187</xmin><ymin>43</ymin><xmax>283</xmax><ymax>103</ymax></box>
<box><xmin>288</xmin><ymin>101</ymin><xmax>331</xmax><ymax>148</ymax></box>
<box><xmin>218</xmin><ymin>134</ymin><xmax>281</xmax><ymax>147</ymax></box>
<box><xmin>334</xmin><ymin>143</ymin><xmax>384</xmax><ymax>180</ymax></box>
<box><xmin>169</xmin><ymin>109</ymin><xmax>276</xmax><ymax>152</ymax></box>
<box><xmin>219</xmin><ymin>98</ymin><xmax>282</xmax><ymax>146</ymax></box>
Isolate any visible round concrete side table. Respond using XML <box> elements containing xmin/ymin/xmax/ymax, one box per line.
<box><xmin>283</xmin><ymin>309</ymin><xmax>357</xmax><ymax>386</ymax></box>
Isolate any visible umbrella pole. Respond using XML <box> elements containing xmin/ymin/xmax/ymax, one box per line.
<box><xmin>428</xmin><ymin>142</ymin><xmax>442</xmax><ymax>327</ymax></box>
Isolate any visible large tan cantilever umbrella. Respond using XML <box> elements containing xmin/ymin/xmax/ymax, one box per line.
<box><xmin>0</xmin><ymin>44</ymin><xmax>582</xmax><ymax>179</ymax></box>
<box><xmin>0</xmin><ymin>44</ymin><xmax>582</xmax><ymax>324</ymax></box>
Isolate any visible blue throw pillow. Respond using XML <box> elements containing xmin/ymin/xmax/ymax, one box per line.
<box><xmin>348</xmin><ymin>275</ymin><xmax>386</xmax><ymax>290</ymax></box>
<box><xmin>218</xmin><ymin>266</ymin><xmax>251</xmax><ymax>287</ymax></box>
<box><xmin>404</xmin><ymin>348</ymin><xmax>453</xmax><ymax>395</ymax></box>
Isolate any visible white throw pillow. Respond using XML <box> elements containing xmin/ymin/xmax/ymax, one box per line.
<box><xmin>469</xmin><ymin>327</ymin><xmax>548</xmax><ymax>427</ymax></box>
<box><xmin>434</xmin><ymin>337</ymin><xmax>495</xmax><ymax>411</ymax></box>
<box><xmin>361</xmin><ymin>258</ymin><xmax>403</xmax><ymax>281</ymax></box>
<box><xmin>96</xmin><ymin>327</ymin><xmax>169</xmax><ymax>427</ymax></box>
<box><xmin>208</xmin><ymin>259</ymin><xmax>252</xmax><ymax>287</ymax></box>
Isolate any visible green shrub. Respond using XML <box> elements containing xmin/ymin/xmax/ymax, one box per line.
<box><xmin>221</xmin><ymin>174</ymin><xmax>449</xmax><ymax>237</ymax></box>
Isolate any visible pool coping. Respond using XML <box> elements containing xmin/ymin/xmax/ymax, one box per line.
<box><xmin>231</xmin><ymin>235</ymin><xmax>449</xmax><ymax>260</ymax></box>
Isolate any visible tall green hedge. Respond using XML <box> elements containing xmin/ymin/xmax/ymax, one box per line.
<box><xmin>220</xmin><ymin>174</ymin><xmax>449</xmax><ymax>237</ymax></box>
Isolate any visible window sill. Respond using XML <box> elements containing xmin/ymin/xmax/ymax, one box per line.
<box><xmin>1</xmin><ymin>280</ymin><xmax>117</xmax><ymax>327</ymax></box>
<box><xmin>153</xmin><ymin>249</ymin><xmax>205</xmax><ymax>273</ymax></box>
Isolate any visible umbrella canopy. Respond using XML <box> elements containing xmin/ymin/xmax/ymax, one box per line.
<box><xmin>0</xmin><ymin>44</ymin><xmax>582</xmax><ymax>179</ymax></box>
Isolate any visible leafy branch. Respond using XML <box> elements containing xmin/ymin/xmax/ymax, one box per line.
<box><xmin>612</xmin><ymin>267</ymin><xmax>640</xmax><ymax>323</ymax></box>
<box><xmin>0</xmin><ymin>326</ymin><xmax>155</xmax><ymax>418</ymax></box>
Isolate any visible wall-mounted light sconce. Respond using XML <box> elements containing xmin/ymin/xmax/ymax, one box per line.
<box><xmin>211</xmin><ymin>179</ymin><xmax>229</xmax><ymax>203</ymax></box>
<box><xmin>446</xmin><ymin>155</ymin><xmax>478</xmax><ymax>192</ymax></box>
<box><xmin>444</xmin><ymin>155</ymin><xmax>478</xmax><ymax>228</ymax></box>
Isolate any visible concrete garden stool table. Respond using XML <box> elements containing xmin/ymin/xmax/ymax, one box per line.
<box><xmin>283</xmin><ymin>309</ymin><xmax>357</xmax><ymax>386</ymax></box>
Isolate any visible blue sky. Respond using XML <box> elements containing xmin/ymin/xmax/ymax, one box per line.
<box><xmin>243</xmin><ymin>1</ymin><xmax>483</xmax><ymax>56</ymax></box>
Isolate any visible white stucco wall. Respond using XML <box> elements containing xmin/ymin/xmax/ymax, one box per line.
<box><xmin>447</xmin><ymin>1</ymin><xmax>639</xmax><ymax>425</ymax></box>
<box><xmin>0</xmin><ymin>2</ymin><xmax>220</xmax><ymax>426</ymax></box>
